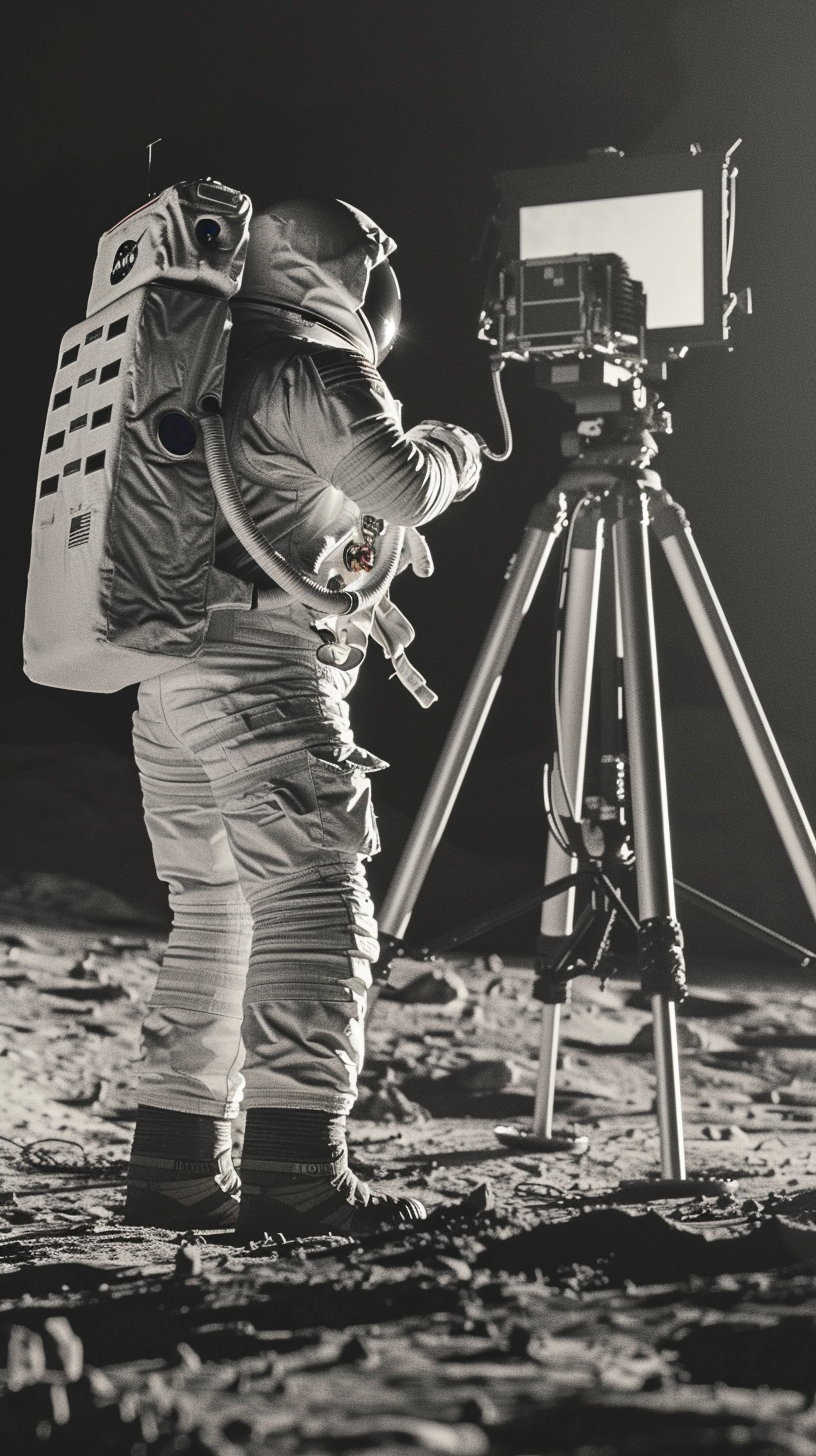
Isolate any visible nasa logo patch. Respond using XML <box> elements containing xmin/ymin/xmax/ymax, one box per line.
<box><xmin>110</xmin><ymin>239</ymin><xmax>139</xmax><ymax>285</ymax></box>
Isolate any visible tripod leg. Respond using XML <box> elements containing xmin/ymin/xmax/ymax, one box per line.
<box><xmin>613</xmin><ymin>487</ymin><xmax>687</xmax><ymax>1181</ymax></box>
<box><xmin>652</xmin><ymin>495</ymin><xmax>816</xmax><ymax>925</ymax></box>
<box><xmin>378</xmin><ymin>493</ymin><xmax>572</xmax><ymax>940</ymax></box>
<box><xmin>535</xmin><ymin>1007</ymin><xmax>562</xmax><ymax>1138</ymax></box>
<box><xmin>534</xmin><ymin>502</ymin><xmax>605</xmax><ymax>1138</ymax></box>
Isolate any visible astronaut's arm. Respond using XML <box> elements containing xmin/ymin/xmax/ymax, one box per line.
<box><xmin>291</xmin><ymin>351</ymin><xmax>481</xmax><ymax>528</ymax></box>
<box><xmin>335</xmin><ymin>414</ymin><xmax>482</xmax><ymax>527</ymax></box>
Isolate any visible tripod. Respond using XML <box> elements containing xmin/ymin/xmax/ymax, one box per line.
<box><xmin>377</xmin><ymin>409</ymin><xmax>816</xmax><ymax>1188</ymax></box>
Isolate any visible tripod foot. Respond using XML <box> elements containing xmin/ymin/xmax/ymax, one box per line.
<box><xmin>494</xmin><ymin>1124</ymin><xmax>590</xmax><ymax>1154</ymax></box>
<box><xmin>612</xmin><ymin>1177</ymin><xmax>739</xmax><ymax>1203</ymax></box>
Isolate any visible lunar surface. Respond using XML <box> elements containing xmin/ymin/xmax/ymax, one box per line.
<box><xmin>4</xmin><ymin>908</ymin><xmax>816</xmax><ymax>1453</ymax></box>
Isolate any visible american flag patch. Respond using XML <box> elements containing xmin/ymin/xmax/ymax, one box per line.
<box><xmin>68</xmin><ymin>512</ymin><xmax>92</xmax><ymax>548</ymax></box>
<box><xmin>310</xmin><ymin>347</ymin><xmax>385</xmax><ymax>398</ymax></box>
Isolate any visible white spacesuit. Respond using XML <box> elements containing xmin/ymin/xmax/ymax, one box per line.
<box><xmin>125</xmin><ymin>198</ymin><xmax>482</xmax><ymax>1238</ymax></box>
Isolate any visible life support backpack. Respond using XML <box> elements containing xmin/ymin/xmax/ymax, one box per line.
<box><xmin>23</xmin><ymin>178</ymin><xmax>404</xmax><ymax>695</ymax></box>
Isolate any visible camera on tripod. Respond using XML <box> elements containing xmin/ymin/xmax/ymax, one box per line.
<box><xmin>482</xmin><ymin>142</ymin><xmax>747</xmax><ymax>365</ymax></box>
<box><xmin>380</xmin><ymin>136</ymin><xmax>816</xmax><ymax>1184</ymax></box>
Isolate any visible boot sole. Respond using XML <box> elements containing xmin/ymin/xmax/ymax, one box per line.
<box><xmin>233</xmin><ymin>1196</ymin><xmax>427</xmax><ymax>1242</ymax></box>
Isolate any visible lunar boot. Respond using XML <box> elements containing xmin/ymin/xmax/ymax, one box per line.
<box><xmin>124</xmin><ymin>1106</ymin><xmax>241</xmax><ymax>1231</ymax></box>
<box><xmin>234</xmin><ymin>1108</ymin><xmax>426</xmax><ymax>1240</ymax></box>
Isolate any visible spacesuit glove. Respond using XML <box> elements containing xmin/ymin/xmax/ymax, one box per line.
<box><xmin>408</xmin><ymin>420</ymin><xmax>483</xmax><ymax>501</ymax></box>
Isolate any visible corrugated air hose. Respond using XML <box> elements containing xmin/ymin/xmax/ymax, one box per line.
<box><xmin>199</xmin><ymin>410</ymin><xmax>404</xmax><ymax>616</ymax></box>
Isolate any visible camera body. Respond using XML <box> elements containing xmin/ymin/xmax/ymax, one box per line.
<box><xmin>484</xmin><ymin>252</ymin><xmax>646</xmax><ymax>367</ymax></box>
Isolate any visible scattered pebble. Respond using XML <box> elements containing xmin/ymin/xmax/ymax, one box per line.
<box><xmin>628</xmin><ymin>1021</ymin><xmax>705</xmax><ymax>1052</ymax></box>
<box><xmin>360</xmin><ymin>1080</ymin><xmax>431</xmax><ymax>1124</ymax></box>
<box><xmin>396</xmin><ymin>968</ymin><xmax>469</xmax><ymax>1008</ymax></box>
<box><xmin>336</xmin><ymin>1334</ymin><xmax>375</xmax><ymax>1365</ymax></box>
<box><xmin>54</xmin><ymin>1080</ymin><xmax>105</xmax><ymax>1107</ymax></box>
<box><xmin>173</xmin><ymin>1244</ymin><xmax>202</xmax><ymax>1279</ymax></box>
<box><xmin>441</xmin><ymin>1058</ymin><xmax>521</xmax><ymax>1093</ymax></box>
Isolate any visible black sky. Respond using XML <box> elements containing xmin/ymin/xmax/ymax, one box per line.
<box><xmin>4</xmin><ymin>0</ymin><xmax>816</xmax><ymax>947</ymax></box>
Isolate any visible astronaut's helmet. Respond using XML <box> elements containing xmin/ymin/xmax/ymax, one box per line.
<box><xmin>237</xmin><ymin>197</ymin><xmax>400</xmax><ymax>365</ymax></box>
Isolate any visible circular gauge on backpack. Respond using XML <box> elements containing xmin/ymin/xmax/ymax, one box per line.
<box><xmin>157</xmin><ymin>412</ymin><xmax>197</xmax><ymax>457</ymax></box>
<box><xmin>195</xmin><ymin>218</ymin><xmax>221</xmax><ymax>246</ymax></box>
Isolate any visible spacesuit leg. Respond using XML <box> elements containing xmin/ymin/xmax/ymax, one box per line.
<box><xmin>132</xmin><ymin>675</ymin><xmax>251</xmax><ymax>1119</ymax></box>
<box><xmin>147</xmin><ymin>637</ymin><xmax>382</xmax><ymax>1115</ymax></box>
<box><xmin>240</xmin><ymin>853</ymin><xmax>379</xmax><ymax>1114</ymax></box>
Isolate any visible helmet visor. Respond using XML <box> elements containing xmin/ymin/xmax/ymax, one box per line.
<box><xmin>362</xmin><ymin>259</ymin><xmax>401</xmax><ymax>362</ymax></box>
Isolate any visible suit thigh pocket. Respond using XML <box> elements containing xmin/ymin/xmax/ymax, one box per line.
<box><xmin>306</xmin><ymin>749</ymin><xmax>381</xmax><ymax>857</ymax></box>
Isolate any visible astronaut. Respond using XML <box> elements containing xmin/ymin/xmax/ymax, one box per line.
<box><xmin>124</xmin><ymin>198</ymin><xmax>482</xmax><ymax>1240</ymax></box>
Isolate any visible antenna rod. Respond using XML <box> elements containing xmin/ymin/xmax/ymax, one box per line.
<box><xmin>146</xmin><ymin>138</ymin><xmax>162</xmax><ymax>199</ymax></box>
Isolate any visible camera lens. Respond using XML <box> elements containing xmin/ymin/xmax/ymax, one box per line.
<box><xmin>195</xmin><ymin>218</ymin><xmax>221</xmax><ymax>246</ymax></box>
<box><xmin>157</xmin><ymin>413</ymin><xmax>197</xmax><ymax>457</ymax></box>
